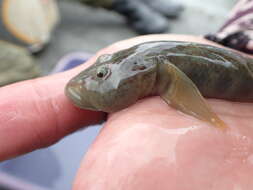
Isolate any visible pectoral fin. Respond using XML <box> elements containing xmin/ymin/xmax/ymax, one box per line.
<box><xmin>159</xmin><ymin>63</ymin><xmax>227</xmax><ymax>130</ymax></box>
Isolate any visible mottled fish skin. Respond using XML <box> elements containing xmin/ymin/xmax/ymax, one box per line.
<box><xmin>152</xmin><ymin>42</ymin><xmax>253</xmax><ymax>102</ymax></box>
<box><xmin>65</xmin><ymin>41</ymin><xmax>253</xmax><ymax>129</ymax></box>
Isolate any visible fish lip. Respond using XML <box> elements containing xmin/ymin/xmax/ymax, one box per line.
<box><xmin>65</xmin><ymin>81</ymin><xmax>96</xmax><ymax>111</ymax></box>
<box><xmin>65</xmin><ymin>83</ymin><xmax>82</xmax><ymax>106</ymax></box>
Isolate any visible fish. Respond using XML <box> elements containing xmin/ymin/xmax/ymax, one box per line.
<box><xmin>65</xmin><ymin>41</ymin><xmax>253</xmax><ymax>130</ymax></box>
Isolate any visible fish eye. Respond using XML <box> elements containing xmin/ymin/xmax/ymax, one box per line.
<box><xmin>96</xmin><ymin>66</ymin><xmax>111</xmax><ymax>79</ymax></box>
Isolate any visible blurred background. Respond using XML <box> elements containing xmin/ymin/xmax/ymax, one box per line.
<box><xmin>0</xmin><ymin>0</ymin><xmax>238</xmax><ymax>189</ymax></box>
<box><xmin>38</xmin><ymin>0</ymin><xmax>237</xmax><ymax>73</ymax></box>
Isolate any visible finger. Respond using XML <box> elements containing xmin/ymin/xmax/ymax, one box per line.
<box><xmin>0</xmin><ymin>58</ymin><xmax>106</xmax><ymax>161</ymax></box>
<box><xmin>73</xmin><ymin>96</ymin><xmax>253</xmax><ymax>190</ymax></box>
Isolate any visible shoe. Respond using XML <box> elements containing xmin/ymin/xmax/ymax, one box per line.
<box><xmin>112</xmin><ymin>0</ymin><xmax>169</xmax><ymax>34</ymax></box>
<box><xmin>141</xmin><ymin>0</ymin><xmax>184</xmax><ymax>18</ymax></box>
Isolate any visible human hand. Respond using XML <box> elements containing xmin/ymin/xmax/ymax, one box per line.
<box><xmin>1</xmin><ymin>35</ymin><xmax>253</xmax><ymax>190</ymax></box>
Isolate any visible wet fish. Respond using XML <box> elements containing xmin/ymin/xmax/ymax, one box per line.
<box><xmin>65</xmin><ymin>41</ymin><xmax>253</xmax><ymax>130</ymax></box>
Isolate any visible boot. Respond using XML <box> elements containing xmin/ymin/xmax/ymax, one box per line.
<box><xmin>111</xmin><ymin>0</ymin><xmax>169</xmax><ymax>34</ymax></box>
<box><xmin>141</xmin><ymin>0</ymin><xmax>184</xmax><ymax>18</ymax></box>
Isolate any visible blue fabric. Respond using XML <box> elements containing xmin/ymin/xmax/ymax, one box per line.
<box><xmin>61</xmin><ymin>58</ymin><xmax>86</xmax><ymax>71</ymax></box>
<box><xmin>51</xmin><ymin>52</ymin><xmax>92</xmax><ymax>73</ymax></box>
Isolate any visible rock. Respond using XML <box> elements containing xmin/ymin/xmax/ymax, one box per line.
<box><xmin>0</xmin><ymin>0</ymin><xmax>59</xmax><ymax>53</ymax></box>
<box><xmin>0</xmin><ymin>40</ymin><xmax>41</xmax><ymax>86</ymax></box>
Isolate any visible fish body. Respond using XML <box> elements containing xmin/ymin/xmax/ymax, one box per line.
<box><xmin>65</xmin><ymin>41</ymin><xmax>253</xmax><ymax>129</ymax></box>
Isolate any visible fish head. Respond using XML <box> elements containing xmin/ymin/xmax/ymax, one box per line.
<box><xmin>65</xmin><ymin>52</ymin><xmax>153</xmax><ymax>112</ymax></box>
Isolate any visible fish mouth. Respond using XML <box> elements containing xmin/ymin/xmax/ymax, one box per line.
<box><xmin>65</xmin><ymin>80</ymin><xmax>97</xmax><ymax>111</ymax></box>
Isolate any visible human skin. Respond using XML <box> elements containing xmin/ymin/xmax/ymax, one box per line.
<box><xmin>0</xmin><ymin>35</ymin><xmax>253</xmax><ymax>189</ymax></box>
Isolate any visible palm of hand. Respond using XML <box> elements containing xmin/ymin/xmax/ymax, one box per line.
<box><xmin>74</xmin><ymin>97</ymin><xmax>253</xmax><ymax>190</ymax></box>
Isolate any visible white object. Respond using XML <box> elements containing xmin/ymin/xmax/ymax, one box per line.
<box><xmin>1</xmin><ymin>0</ymin><xmax>59</xmax><ymax>46</ymax></box>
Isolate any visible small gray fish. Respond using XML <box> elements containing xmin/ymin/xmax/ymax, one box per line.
<box><xmin>65</xmin><ymin>41</ymin><xmax>253</xmax><ymax>130</ymax></box>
